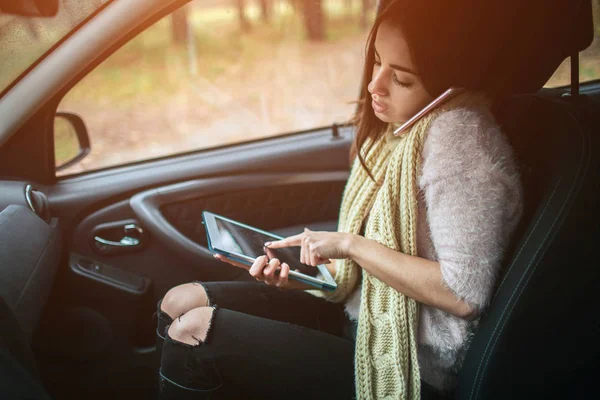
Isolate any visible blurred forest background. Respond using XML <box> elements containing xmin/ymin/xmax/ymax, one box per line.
<box><xmin>57</xmin><ymin>0</ymin><xmax>377</xmax><ymax>173</ymax></box>
<box><xmin>0</xmin><ymin>0</ymin><xmax>599</xmax><ymax>174</ymax></box>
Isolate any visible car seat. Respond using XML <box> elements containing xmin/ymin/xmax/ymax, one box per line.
<box><xmin>452</xmin><ymin>1</ymin><xmax>600</xmax><ymax>399</ymax></box>
<box><xmin>375</xmin><ymin>0</ymin><xmax>599</xmax><ymax>398</ymax></box>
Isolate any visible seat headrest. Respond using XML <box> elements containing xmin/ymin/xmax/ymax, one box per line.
<box><xmin>377</xmin><ymin>0</ymin><xmax>594</xmax><ymax>95</ymax></box>
<box><xmin>483</xmin><ymin>0</ymin><xmax>593</xmax><ymax>94</ymax></box>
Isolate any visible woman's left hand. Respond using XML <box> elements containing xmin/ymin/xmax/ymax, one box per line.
<box><xmin>265</xmin><ymin>229</ymin><xmax>355</xmax><ymax>266</ymax></box>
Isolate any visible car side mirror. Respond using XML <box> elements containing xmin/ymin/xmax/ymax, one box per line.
<box><xmin>54</xmin><ymin>112</ymin><xmax>91</xmax><ymax>172</ymax></box>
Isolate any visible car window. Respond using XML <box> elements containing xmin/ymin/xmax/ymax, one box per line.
<box><xmin>545</xmin><ymin>1</ymin><xmax>600</xmax><ymax>88</ymax></box>
<box><xmin>0</xmin><ymin>0</ymin><xmax>110</xmax><ymax>96</ymax></box>
<box><xmin>56</xmin><ymin>1</ymin><xmax>376</xmax><ymax>176</ymax></box>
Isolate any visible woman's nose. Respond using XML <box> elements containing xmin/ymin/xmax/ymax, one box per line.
<box><xmin>368</xmin><ymin>68</ymin><xmax>389</xmax><ymax>97</ymax></box>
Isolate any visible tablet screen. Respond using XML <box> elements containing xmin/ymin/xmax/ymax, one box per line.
<box><xmin>214</xmin><ymin>217</ymin><xmax>318</xmax><ymax>277</ymax></box>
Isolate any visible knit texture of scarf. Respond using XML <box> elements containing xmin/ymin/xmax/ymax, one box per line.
<box><xmin>312</xmin><ymin>92</ymin><xmax>488</xmax><ymax>399</ymax></box>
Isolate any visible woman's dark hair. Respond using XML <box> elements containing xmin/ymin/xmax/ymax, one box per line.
<box><xmin>350</xmin><ymin>0</ymin><xmax>502</xmax><ymax>178</ymax></box>
<box><xmin>349</xmin><ymin>17</ymin><xmax>387</xmax><ymax>180</ymax></box>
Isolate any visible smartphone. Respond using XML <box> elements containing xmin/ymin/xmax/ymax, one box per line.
<box><xmin>393</xmin><ymin>87</ymin><xmax>465</xmax><ymax>136</ymax></box>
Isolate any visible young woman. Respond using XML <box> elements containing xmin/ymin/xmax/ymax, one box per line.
<box><xmin>156</xmin><ymin>2</ymin><xmax>523</xmax><ymax>399</ymax></box>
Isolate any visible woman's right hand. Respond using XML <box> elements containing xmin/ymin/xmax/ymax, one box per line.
<box><xmin>214</xmin><ymin>253</ymin><xmax>302</xmax><ymax>289</ymax></box>
<box><xmin>248</xmin><ymin>255</ymin><xmax>290</xmax><ymax>288</ymax></box>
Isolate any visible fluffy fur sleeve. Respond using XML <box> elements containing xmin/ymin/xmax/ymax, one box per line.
<box><xmin>418</xmin><ymin>107</ymin><xmax>524</xmax><ymax>311</ymax></box>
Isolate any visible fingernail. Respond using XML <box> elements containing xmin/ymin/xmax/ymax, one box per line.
<box><xmin>264</xmin><ymin>242</ymin><xmax>271</xmax><ymax>247</ymax></box>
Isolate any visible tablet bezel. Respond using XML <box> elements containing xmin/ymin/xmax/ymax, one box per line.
<box><xmin>202</xmin><ymin>211</ymin><xmax>337</xmax><ymax>291</ymax></box>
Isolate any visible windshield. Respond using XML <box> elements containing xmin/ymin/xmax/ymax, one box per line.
<box><xmin>0</xmin><ymin>0</ymin><xmax>110</xmax><ymax>95</ymax></box>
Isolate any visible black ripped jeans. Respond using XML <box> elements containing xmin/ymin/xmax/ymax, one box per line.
<box><xmin>156</xmin><ymin>281</ymin><xmax>354</xmax><ymax>399</ymax></box>
<box><xmin>156</xmin><ymin>281</ymin><xmax>447</xmax><ymax>400</ymax></box>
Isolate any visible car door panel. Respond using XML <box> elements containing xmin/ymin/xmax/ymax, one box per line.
<box><xmin>33</xmin><ymin>126</ymin><xmax>351</xmax><ymax>384</ymax></box>
<box><xmin>50</xmin><ymin>126</ymin><xmax>351</xmax><ymax>289</ymax></box>
<box><xmin>66</xmin><ymin>175</ymin><xmax>346</xmax><ymax>304</ymax></box>
<box><xmin>132</xmin><ymin>172</ymin><xmax>347</xmax><ymax>262</ymax></box>
<box><xmin>48</xmin><ymin>126</ymin><xmax>353</xmax><ymax>220</ymax></box>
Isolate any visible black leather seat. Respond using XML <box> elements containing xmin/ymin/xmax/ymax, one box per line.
<box><xmin>455</xmin><ymin>91</ymin><xmax>600</xmax><ymax>399</ymax></box>
<box><xmin>371</xmin><ymin>0</ymin><xmax>600</xmax><ymax>398</ymax></box>
<box><xmin>451</xmin><ymin>1</ymin><xmax>600</xmax><ymax>396</ymax></box>
<box><xmin>0</xmin><ymin>297</ymin><xmax>51</xmax><ymax>400</ymax></box>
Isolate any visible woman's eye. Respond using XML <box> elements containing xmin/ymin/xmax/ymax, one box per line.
<box><xmin>392</xmin><ymin>74</ymin><xmax>411</xmax><ymax>88</ymax></box>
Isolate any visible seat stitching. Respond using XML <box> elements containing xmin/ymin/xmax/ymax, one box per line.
<box><xmin>493</xmin><ymin>177</ymin><xmax>557</xmax><ymax>295</ymax></box>
<box><xmin>468</xmin><ymin>176</ymin><xmax>562</xmax><ymax>400</ymax></box>
<box><xmin>487</xmin><ymin>95</ymin><xmax>586</xmax><ymax>296</ymax></box>
<box><xmin>471</xmin><ymin>102</ymin><xmax>589</xmax><ymax>399</ymax></box>
<box><xmin>471</xmin><ymin>104</ymin><xmax>590</xmax><ymax>399</ymax></box>
<box><xmin>469</xmin><ymin>100</ymin><xmax>589</xmax><ymax>399</ymax></box>
<box><xmin>493</xmin><ymin>95</ymin><xmax>563</xmax><ymax>294</ymax></box>
<box><xmin>474</xmin><ymin>144</ymin><xmax>589</xmax><ymax>399</ymax></box>
<box><xmin>159</xmin><ymin>369</ymin><xmax>222</xmax><ymax>392</ymax></box>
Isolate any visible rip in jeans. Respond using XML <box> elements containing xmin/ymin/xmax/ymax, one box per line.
<box><xmin>192</xmin><ymin>281</ymin><xmax>214</xmax><ymax>308</ymax></box>
<box><xmin>171</xmin><ymin>305</ymin><xmax>218</xmax><ymax>347</ymax></box>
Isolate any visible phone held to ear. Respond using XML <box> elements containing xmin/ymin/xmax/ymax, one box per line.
<box><xmin>393</xmin><ymin>87</ymin><xmax>465</xmax><ymax>136</ymax></box>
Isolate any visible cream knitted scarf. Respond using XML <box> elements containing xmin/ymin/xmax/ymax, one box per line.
<box><xmin>314</xmin><ymin>92</ymin><xmax>487</xmax><ymax>399</ymax></box>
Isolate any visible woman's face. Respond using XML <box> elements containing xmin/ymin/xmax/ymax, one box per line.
<box><xmin>368</xmin><ymin>21</ymin><xmax>434</xmax><ymax>124</ymax></box>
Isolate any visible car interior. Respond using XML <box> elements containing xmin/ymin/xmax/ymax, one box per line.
<box><xmin>0</xmin><ymin>0</ymin><xmax>599</xmax><ymax>399</ymax></box>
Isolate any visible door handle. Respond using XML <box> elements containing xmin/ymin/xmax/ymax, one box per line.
<box><xmin>94</xmin><ymin>235</ymin><xmax>139</xmax><ymax>247</ymax></box>
<box><xmin>94</xmin><ymin>223</ymin><xmax>143</xmax><ymax>247</ymax></box>
<box><xmin>92</xmin><ymin>222</ymin><xmax>145</xmax><ymax>255</ymax></box>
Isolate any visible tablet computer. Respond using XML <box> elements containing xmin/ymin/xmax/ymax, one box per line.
<box><xmin>202</xmin><ymin>211</ymin><xmax>337</xmax><ymax>291</ymax></box>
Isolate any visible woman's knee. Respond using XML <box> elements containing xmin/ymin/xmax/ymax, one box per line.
<box><xmin>168</xmin><ymin>306</ymin><xmax>215</xmax><ymax>346</ymax></box>
<box><xmin>161</xmin><ymin>282</ymin><xmax>209</xmax><ymax>319</ymax></box>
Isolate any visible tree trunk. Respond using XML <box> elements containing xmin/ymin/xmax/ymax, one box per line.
<box><xmin>289</xmin><ymin>0</ymin><xmax>300</xmax><ymax>13</ymax></box>
<box><xmin>171</xmin><ymin>6</ymin><xmax>189</xmax><ymax>45</ymax></box>
<box><xmin>302</xmin><ymin>0</ymin><xmax>325</xmax><ymax>41</ymax></box>
<box><xmin>360</xmin><ymin>0</ymin><xmax>370</xmax><ymax>28</ymax></box>
<box><xmin>235</xmin><ymin>0</ymin><xmax>251</xmax><ymax>32</ymax></box>
<box><xmin>259</xmin><ymin>0</ymin><xmax>272</xmax><ymax>23</ymax></box>
<box><xmin>594</xmin><ymin>0</ymin><xmax>600</xmax><ymax>37</ymax></box>
<box><xmin>590</xmin><ymin>0</ymin><xmax>600</xmax><ymax>52</ymax></box>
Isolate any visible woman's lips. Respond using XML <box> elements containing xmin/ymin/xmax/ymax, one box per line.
<box><xmin>372</xmin><ymin>99</ymin><xmax>388</xmax><ymax>113</ymax></box>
